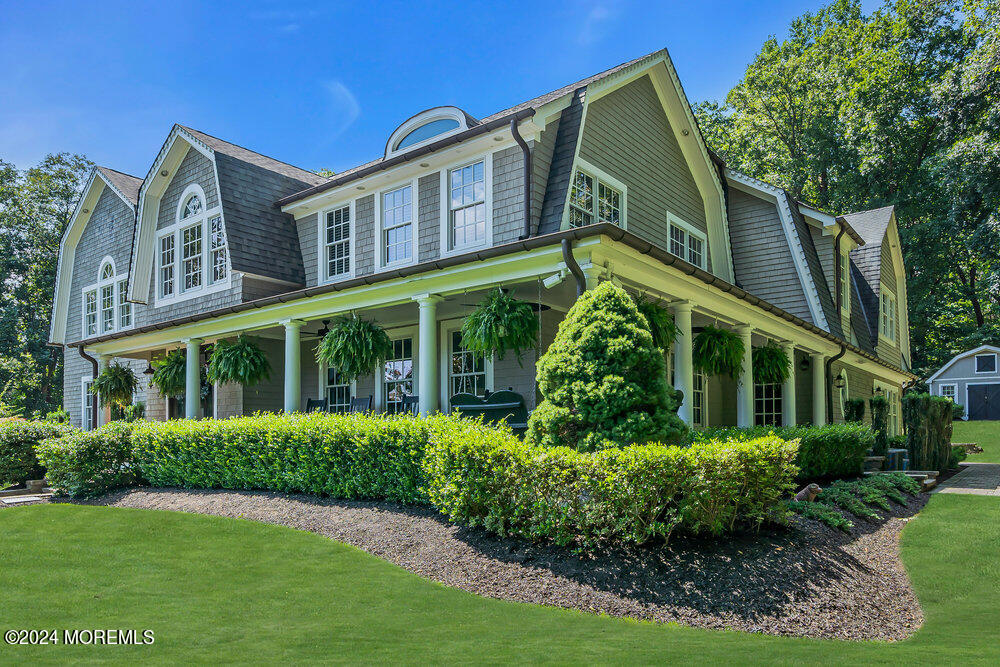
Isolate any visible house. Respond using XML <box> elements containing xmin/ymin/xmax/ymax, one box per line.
<box><xmin>48</xmin><ymin>48</ymin><xmax>916</xmax><ymax>433</ymax></box>
<box><xmin>928</xmin><ymin>345</ymin><xmax>1000</xmax><ymax>420</ymax></box>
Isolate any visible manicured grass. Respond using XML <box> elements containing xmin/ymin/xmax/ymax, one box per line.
<box><xmin>954</xmin><ymin>420</ymin><xmax>1000</xmax><ymax>463</ymax></box>
<box><xmin>1</xmin><ymin>498</ymin><xmax>998</xmax><ymax>664</ymax></box>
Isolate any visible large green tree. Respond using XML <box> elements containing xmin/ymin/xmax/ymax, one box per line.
<box><xmin>696</xmin><ymin>0</ymin><xmax>999</xmax><ymax>374</ymax></box>
<box><xmin>0</xmin><ymin>153</ymin><xmax>92</xmax><ymax>416</ymax></box>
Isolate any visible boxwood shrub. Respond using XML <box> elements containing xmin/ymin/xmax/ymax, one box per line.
<box><xmin>35</xmin><ymin>421</ymin><xmax>141</xmax><ymax>497</ymax></box>
<box><xmin>689</xmin><ymin>424</ymin><xmax>873</xmax><ymax>481</ymax></box>
<box><xmin>0</xmin><ymin>418</ymin><xmax>73</xmax><ymax>487</ymax></box>
<box><xmin>424</xmin><ymin>418</ymin><xmax>798</xmax><ymax>547</ymax></box>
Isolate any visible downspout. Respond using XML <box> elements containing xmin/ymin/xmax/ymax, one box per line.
<box><xmin>825</xmin><ymin>344</ymin><xmax>847</xmax><ymax>423</ymax></box>
<box><xmin>511</xmin><ymin>118</ymin><xmax>532</xmax><ymax>240</ymax></box>
<box><xmin>78</xmin><ymin>345</ymin><xmax>100</xmax><ymax>431</ymax></box>
<box><xmin>561</xmin><ymin>239</ymin><xmax>586</xmax><ymax>297</ymax></box>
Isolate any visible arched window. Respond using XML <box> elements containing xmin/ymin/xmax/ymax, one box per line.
<box><xmin>100</xmin><ymin>261</ymin><xmax>114</xmax><ymax>281</ymax></box>
<box><xmin>182</xmin><ymin>194</ymin><xmax>203</xmax><ymax>219</ymax></box>
<box><xmin>385</xmin><ymin>107</ymin><xmax>475</xmax><ymax>158</ymax></box>
<box><xmin>82</xmin><ymin>257</ymin><xmax>130</xmax><ymax>337</ymax></box>
<box><xmin>156</xmin><ymin>183</ymin><xmax>229</xmax><ymax>304</ymax></box>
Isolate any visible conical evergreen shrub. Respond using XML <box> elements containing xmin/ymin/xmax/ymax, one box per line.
<box><xmin>525</xmin><ymin>282</ymin><xmax>687</xmax><ymax>451</ymax></box>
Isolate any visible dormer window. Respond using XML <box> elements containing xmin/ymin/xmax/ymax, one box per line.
<box><xmin>155</xmin><ymin>184</ymin><xmax>230</xmax><ymax>306</ymax></box>
<box><xmin>667</xmin><ymin>214</ymin><xmax>706</xmax><ymax>269</ymax></box>
<box><xmin>82</xmin><ymin>257</ymin><xmax>130</xmax><ymax>338</ymax></box>
<box><xmin>385</xmin><ymin>107</ymin><xmax>476</xmax><ymax>158</ymax></box>
<box><xmin>565</xmin><ymin>162</ymin><xmax>626</xmax><ymax>229</ymax></box>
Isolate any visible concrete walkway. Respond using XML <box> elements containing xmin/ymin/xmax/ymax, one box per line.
<box><xmin>934</xmin><ymin>462</ymin><xmax>1000</xmax><ymax>496</ymax></box>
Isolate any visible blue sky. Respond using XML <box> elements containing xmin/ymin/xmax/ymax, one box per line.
<box><xmin>0</xmin><ymin>0</ymin><xmax>879</xmax><ymax>177</ymax></box>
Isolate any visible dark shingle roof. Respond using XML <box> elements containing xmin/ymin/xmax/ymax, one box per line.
<box><xmin>842</xmin><ymin>205</ymin><xmax>894</xmax><ymax>246</ymax></box>
<box><xmin>786</xmin><ymin>191</ymin><xmax>843</xmax><ymax>339</ymax></box>
<box><xmin>850</xmin><ymin>260</ymin><xmax>877</xmax><ymax>353</ymax></box>
<box><xmin>96</xmin><ymin>166</ymin><xmax>142</xmax><ymax>205</ymax></box>
<box><xmin>180</xmin><ymin>126</ymin><xmax>328</xmax><ymax>187</ymax></box>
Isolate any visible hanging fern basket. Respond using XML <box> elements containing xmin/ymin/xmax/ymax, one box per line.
<box><xmin>635</xmin><ymin>295</ymin><xmax>679</xmax><ymax>350</ymax></box>
<box><xmin>461</xmin><ymin>287</ymin><xmax>539</xmax><ymax>361</ymax></box>
<box><xmin>91</xmin><ymin>362</ymin><xmax>139</xmax><ymax>408</ymax></box>
<box><xmin>752</xmin><ymin>342</ymin><xmax>791</xmax><ymax>385</ymax></box>
<box><xmin>315</xmin><ymin>316</ymin><xmax>393</xmax><ymax>382</ymax></box>
<box><xmin>207</xmin><ymin>334</ymin><xmax>271</xmax><ymax>387</ymax></box>
<box><xmin>692</xmin><ymin>326</ymin><xmax>745</xmax><ymax>380</ymax></box>
<box><xmin>151</xmin><ymin>349</ymin><xmax>188</xmax><ymax>398</ymax></box>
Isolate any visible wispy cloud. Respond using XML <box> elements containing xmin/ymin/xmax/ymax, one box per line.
<box><xmin>323</xmin><ymin>80</ymin><xmax>360</xmax><ymax>139</ymax></box>
<box><xmin>577</xmin><ymin>4</ymin><xmax>618</xmax><ymax>46</ymax></box>
<box><xmin>248</xmin><ymin>6</ymin><xmax>322</xmax><ymax>33</ymax></box>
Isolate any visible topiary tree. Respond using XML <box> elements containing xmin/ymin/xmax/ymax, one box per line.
<box><xmin>844</xmin><ymin>398</ymin><xmax>866</xmax><ymax>423</ymax></box>
<box><xmin>869</xmin><ymin>395</ymin><xmax>889</xmax><ymax>456</ymax></box>
<box><xmin>902</xmin><ymin>393</ymin><xmax>954</xmax><ymax>473</ymax></box>
<box><xmin>525</xmin><ymin>281</ymin><xmax>687</xmax><ymax>451</ymax></box>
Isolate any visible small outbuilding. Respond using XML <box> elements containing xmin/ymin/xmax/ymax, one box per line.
<box><xmin>927</xmin><ymin>344</ymin><xmax>1000</xmax><ymax>420</ymax></box>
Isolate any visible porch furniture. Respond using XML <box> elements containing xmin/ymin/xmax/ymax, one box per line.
<box><xmin>401</xmin><ymin>395</ymin><xmax>420</xmax><ymax>416</ymax></box>
<box><xmin>305</xmin><ymin>398</ymin><xmax>328</xmax><ymax>413</ymax></box>
<box><xmin>350</xmin><ymin>395</ymin><xmax>373</xmax><ymax>413</ymax></box>
<box><xmin>450</xmin><ymin>389</ymin><xmax>529</xmax><ymax>434</ymax></box>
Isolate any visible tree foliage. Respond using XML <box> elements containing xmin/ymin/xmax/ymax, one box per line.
<box><xmin>696</xmin><ymin>0</ymin><xmax>1000</xmax><ymax>375</ymax></box>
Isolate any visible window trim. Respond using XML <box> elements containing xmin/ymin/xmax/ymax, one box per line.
<box><xmin>375</xmin><ymin>178</ymin><xmax>419</xmax><ymax>270</ymax></box>
<box><xmin>439</xmin><ymin>153</ymin><xmax>495</xmax><ymax>257</ymax></box>
<box><xmin>81</xmin><ymin>375</ymin><xmax>95</xmax><ymax>430</ymax></box>
<box><xmin>81</xmin><ymin>255</ymin><xmax>132</xmax><ymax>338</ymax></box>
<box><xmin>154</xmin><ymin>183</ymin><xmax>232</xmax><ymax>307</ymax></box>
<box><xmin>374</xmin><ymin>325</ymin><xmax>419</xmax><ymax>412</ymax></box>
<box><xmin>317</xmin><ymin>361</ymin><xmax>358</xmax><ymax>413</ymax></box>
<box><xmin>560</xmin><ymin>158</ymin><xmax>627</xmax><ymax>231</ymax></box>
<box><xmin>754</xmin><ymin>382</ymin><xmax>783</xmax><ymax>426</ymax></box>
<box><xmin>317</xmin><ymin>200</ymin><xmax>356</xmax><ymax>283</ymax></box>
<box><xmin>838</xmin><ymin>370</ymin><xmax>850</xmax><ymax>419</ymax></box>
<box><xmin>438</xmin><ymin>319</ymin><xmax>495</xmax><ymax>410</ymax></box>
<box><xmin>666</xmin><ymin>213</ymin><xmax>708</xmax><ymax>269</ymax></box>
<box><xmin>840</xmin><ymin>251</ymin><xmax>851</xmax><ymax>313</ymax></box>
<box><xmin>873</xmin><ymin>380</ymin><xmax>901</xmax><ymax>436</ymax></box>
<box><xmin>938</xmin><ymin>383</ymin><xmax>957</xmax><ymax>401</ymax></box>
<box><xmin>974</xmin><ymin>353</ymin><xmax>998</xmax><ymax>375</ymax></box>
<box><xmin>878</xmin><ymin>285</ymin><xmax>898</xmax><ymax>344</ymax></box>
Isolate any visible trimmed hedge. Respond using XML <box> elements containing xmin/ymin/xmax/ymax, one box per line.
<box><xmin>689</xmin><ymin>424</ymin><xmax>874</xmax><ymax>481</ymax></box>
<box><xmin>36</xmin><ymin>421</ymin><xmax>140</xmax><ymax>497</ymax></box>
<box><xmin>425</xmin><ymin>418</ymin><xmax>798</xmax><ymax>547</ymax></box>
<box><xmin>0</xmin><ymin>418</ymin><xmax>72</xmax><ymax>487</ymax></box>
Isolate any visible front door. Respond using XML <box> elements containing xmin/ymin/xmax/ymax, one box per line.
<box><xmin>968</xmin><ymin>384</ymin><xmax>1000</xmax><ymax>420</ymax></box>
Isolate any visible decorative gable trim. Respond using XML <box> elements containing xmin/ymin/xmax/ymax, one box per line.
<box><xmin>725</xmin><ymin>169</ymin><xmax>830</xmax><ymax>333</ymax></box>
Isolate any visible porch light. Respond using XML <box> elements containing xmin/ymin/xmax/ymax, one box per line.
<box><xmin>833</xmin><ymin>376</ymin><xmax>846</xmax><ymax>389</ymax></box>
<box><xmin>143</xmin><ymin>363</ymin><xmax>154</xmax><ymax>375</ymax></box>
<box><xmin>799</xmin><ymin>357</ymin><xmax>810</xmax><ymax>372</ymax></box>
<box><xmin>874</xmin><ymin>386</ymin><xmax>884</xmax><ymax>396</ymax></box>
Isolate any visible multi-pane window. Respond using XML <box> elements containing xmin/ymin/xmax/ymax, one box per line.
<box><xmin>450</xmin><ymin>161</ymin><xmax>486</xmax><ymax>248</ymax></box>
<box><xmin>326</xmin><ymin>366</ymin><xmax>352</xmax><ymax>413</ymax></box>
<box><xmin>840</xmin><ymin>253</ymin><xmax>851</xmax><ymax>312</ymax></box>
<box><xmin>880</xmin><ymin>289</ymin><xmax>897</xmax><ymax>341</ymax></box>
<box><xmin>692</xmin><ymin>371</ymin><xmax>706</xmax><ymax>427</ymax></box>
<box><xmin>100</xmin><ymin>284</ymin><xmax>114</xmax><ymax>333</ymax></box>
<box><xmin>182</xmin><ymin>194</ymin><xmax>202</xmax><ymax>219</ymax></box>
<box><xmin>84</xmin><ymin>291</ymin><xmax>97</xmax><ymax>336</ymax></box>
<box><xmin>325</xmin><ymin>206</ymin><xmax>351</xmax><ymax>278</ymax></box>
<box><xmin>383</xmin><ymin>337</ymin><xmax>413</xmax><ymax>413</ymax></box>
<box><xmin>82</xmin><ymin>380</ymin><xmax>94</xmax><ymax>430</ymax></box>
<box><xmin>449</xmin><ymin>331</ymin><xmax>487</xmax><ymax>399</ymax></box>
<box><xmin>940</xmin><ymin>384</ymin><xmax>957</xmax><ymax>402</ymax></box>
<box><xmin>181</xmin><ymin>224</ymin><xmax>203</xmax><ymax>292</ymax></box>
<box><xmin>755</xmin><ymin>383</ymin><xmax>783</xmax><ymax>426</ymax></box>
<box><xmin>668</xmin><ymin>221</ymin><xmax>705</xmax><ymax>269</ymax></box>
<box><xmin>159</xmin><ymin>235</ymin><xmax>175</xmax><ymax>297</ymax></box>
<box><xmin>838</xmin><ymin>371</ymin><xmax>850</xmax><ymax>419</ymax></box>
<box><xmin>101</xmin><ymin>263</ymin><xmax>114</xmax><ymax>280</ymax></box>
<box><xmin>117</xmin><ymin>280</ymin><xmax>131</xmax><ymax>329</ymax></box>
<box><xmin>567</xmin><ymin>169</ymin><xmax>622</xmax><ymax>228</ymax></box>
<box><xmin>209</xmin><ymin>215</ymin><xmax>227</xmax><ymax>284</ymax></box>
<box><xmin>382</xmin><ymin>185</ymin><xmax>412</xmax><ymax>265</ymax></box>
<box><xmin>887</xmin><ymin>388</ymin><xmax>900</xmax><ymax>435</ymax></box>
<box><xmin>975</xmin><ymin>354</ymin><xmax>997</xmax><ymax>374</ymax></box>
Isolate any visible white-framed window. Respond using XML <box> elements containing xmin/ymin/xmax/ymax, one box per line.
<box><xmin>875</xmin><ymin>381</ymin><xmax>901</xmax><ymax>436</ymax></box>
<box><xmin>566</xmin><ymin>164</ymin><xmax>625</xmax><ymax>228</ymax></box>
<box><xmin>939</xmin><ymin>384</ymin><xmax>957</xmax><ymax>402</ymax></box>
<box><xmin>155</xmin><ymin>183</ymin><xmax>231</xmax><ymax>306</ymax></box>
<box><xmin>81</xmin><ymin>257</ymin><xmax>131</xmax><ymax>338</ymax></box>
<box><xmin>380</xmin><ymin>184</ymin><xmax>414</xmax><ymax>266</ymax></box>
<box><xmin>975</xmin><ymin>354</ymin><xmax>997</xmax><ymax>374</ymax></box>
<box><xmin>323</xmin><ymin>204</ymin><xmax>353</xmax><ymax>279</ymax></box>
<box><xmin>755</xmin><ymin>383</ymin><xmax>783</xmax><ymax>426</ymax></box>
<box><xmin>383</xmin><ymin>336</ymin><xmax>414</xmax><ymax>413</ymax></box>
<box><xmin>692</xmin><ymin>371</ymin><xmax>707</xmax><ymax>427</ymax></box>
<box><xmin>324</xmin><ymin>365</ymin><xmax>354</xmax><ymax>414</ymax></box>
<box><xmin>838</xmin><ymin>370</ymin><xmax>850</xmax><ymax>419</ymax></box>
<box><xmin>667</xmin><ymin>214</ymin><xmax>707</xmax><ymax>269</ymax></box>
<box><xmin>449</xmin><ymin>160</ymin><xmax>487</xmax><ymax>249</ymax></box>
<box><xmin>879</xmin><ymin>287</ymin><xmax>897</xmax><ymax>342</ymax></box>
<box><xmin>840</xmin><ymin>252</ymin><xmax>851</xmax><ymax>313</ymax></box>
<box><xmin>447</xmin><ymin>330</ymin><xmax>490</xmax><ymax>400</ymax></box>
<box><xmin>81</xmin><ymin>377</ymin><xmax>95</xmax><ymax>430</ymax></box>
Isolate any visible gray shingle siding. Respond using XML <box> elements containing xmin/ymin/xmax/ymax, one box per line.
<box><xmin>530</xmin><ymin>119</ymin><xmax>560</xmax><ymax>236</ymax></box>
<box><xmin>538</xmin><ymin>89</ymin><xmax>586</xmax><ymax>235</ymax></box>
<box><xmin>355</xmin><ymin>194</ymin><xmax>375</xmax><ymax>276</ymax></box>
<box><xmin>417</xmin><ymin>173</ymin><xmax>440</xmax><ymax>261</ymax></box>
<box><xmin>156</xmin><ymin>147</ymin><xmax>219</xmax><ymax>230</ymax></box>
<box><xmin>576</xmin><ymin>75</ymin><xmax>708</xmax><ymax>268</ymax></box>
<box><xmin>295</xmin><ymin>213</ymin><xmax>319</xmax><ymax>286</ymax></box>
<box><xmin>492</xmin><ymin>145</ymin><xmax>526</xmax><ymax>245</ymax></box>
<box><xmin>727</xmin><ymin>189</ymin><xmax>813</xmax><ymax>322</ymax></box>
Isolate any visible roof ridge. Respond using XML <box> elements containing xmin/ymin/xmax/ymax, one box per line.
<box><xmin>178</xmin><ymin>125</ymin><xmax>329</xmax><ymax>183</ymax></box>
<box><xmin>96</xmin><ymin>165</ymin><xmax>142</xmax><ymax>181</ymax></box>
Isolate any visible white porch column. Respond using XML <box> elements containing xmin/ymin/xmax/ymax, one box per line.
<box><xmin>811</xmin><ymin>352</ymin><xmax>827</xmax><ymax>426</ymax></box>
<box><xmin>95</xmin><ymin>354</ymin><xmax>108</xmax><ymax>426</ymax></box>
<box><xmin>781</xmin><ymin>342</ymin><xmax>797</xmax><ymax>426</ymax></box>
<box><xmin>283</xmin><ymin>320</ymin><xmax>303</xmax><ymax>414</ymax></box>
<box><xmin>671</xmin><ymin>301</ymin><xmax>693</xmax><ymax>426</ymax></box>
<box><xmin>184</xmin><ymin>339</ymin><xmax>202</xmax><ymax>419</ymax></box>
<box><xmin>736</xmin><ymin>325</ymin><xmax>754</xmax><ymax>427</ymax></box>
<box><xmin>415</xmin><ymin>294</ymin><xmax>443</xmax><ymax>416</ymax></box>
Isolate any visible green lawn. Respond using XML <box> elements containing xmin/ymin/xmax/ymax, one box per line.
<box><xmin>954</xmin><ymin>420</ymin><xmax>1000</xmax><ymax>463</ymax></box>
<box><xmin>1</xmin><ymin>497</ymin><xmax>998</xmax><ymax>665</ymax></box>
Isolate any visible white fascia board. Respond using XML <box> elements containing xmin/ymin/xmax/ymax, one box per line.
<box><xmin>726</xmin><ymin>169</ymin><xmax>830</xmax><ymax>333</ymax></box>
<box><xmin>927</xmin><ymin>344</ymin><xmax>1000</xmax><ymax>383</ymax></box>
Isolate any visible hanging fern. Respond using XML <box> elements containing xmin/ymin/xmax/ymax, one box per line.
<box><xmin>752</xmin><ymin>342</ymin><xmax>791</xmax><ymax>385</ymax></box>
<box><xmin>461</xmin><ymin>287</ymin><xmax>539</xmax><ymax>361</ymax></box>
<box><xmin>635</xmin><ymin>296</ymin><xmax>679</xmax><ymax>350</ymax></box>
<box><xmin>91</xmin><ymin>362</ymin><xmax>138</xmax><ymax>408</ymax></box>
<box><xmin>315</xmin><ymin>316</ymin><xmax>392</xmax><ymax>382</ymax></box>
<box><xmin>151</xmin><ymin>349</ymin><xmax>188</xmax><ymax>398</ymax></box>
<box><xmin>692</xmin><ymin>326</ymin><xmax>745</xmax><ymax>380</ymax></box>
<box><xmin>207</xmin><ymin>334</ymin><xmax>271</xmax><ymax>387</ymax></box>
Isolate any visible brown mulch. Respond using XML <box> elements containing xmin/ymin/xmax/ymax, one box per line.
<box><xmin>59</xmin><ymin>487</ymin><xmax>928</xmax><ymax>641</ymax></box>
